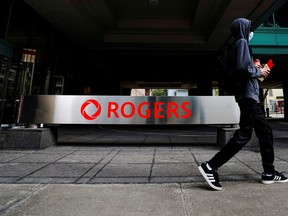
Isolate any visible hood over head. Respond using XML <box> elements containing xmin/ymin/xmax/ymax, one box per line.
<box><xmin>230</xmin><ymin>18</ymin><xmax>252</xmax><ymax>41</ymax></box>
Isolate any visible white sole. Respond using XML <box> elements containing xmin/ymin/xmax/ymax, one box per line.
<box><xmin>262</xmin><ymin>179</ymin><xmax>288</xmax><ymax>184</ymax></box>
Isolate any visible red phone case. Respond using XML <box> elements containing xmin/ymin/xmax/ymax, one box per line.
<box><xmin>267</xmin><ymin>59</ymin><xmax>274</xmax><ymax>69</ymax></box>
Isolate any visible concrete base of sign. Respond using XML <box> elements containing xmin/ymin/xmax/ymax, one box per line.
<box><xmin>217</xmin><ymin>127</ymin><xmax>259</xmax><ymax>152</ymax></box>
<box><xmin>3</xmin><ymin>128</ymin><xmax>56</xmax><ymax>150</ymax></box>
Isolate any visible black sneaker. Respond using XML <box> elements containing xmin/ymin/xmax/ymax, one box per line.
<box><xmin>198</xmin><ymin>162</ymin><xmax>222</xmax><ymax>191</ymax></box>
<box><xmin>261</xmin><ymin>171</ymin><xmax>288</xmax><ymax>184</ymax></box>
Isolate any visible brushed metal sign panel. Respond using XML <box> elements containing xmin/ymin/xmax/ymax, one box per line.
<box><xmin>18</xmin><ymin>95</ymin><xmax>240</xmax><ymax>125</ymax></box>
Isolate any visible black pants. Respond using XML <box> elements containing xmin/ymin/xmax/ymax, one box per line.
<box><xmin>209</xmin><ymin>98</ymin><xmax>275</xmax><ymax>174</ymax></box>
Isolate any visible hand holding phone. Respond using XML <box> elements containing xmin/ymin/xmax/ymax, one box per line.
<box><xmin>258</xmin><ymin>59</ymin><xmax>274</xmax><ymax>82</ymax></box>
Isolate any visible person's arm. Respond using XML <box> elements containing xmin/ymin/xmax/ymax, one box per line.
<box><xmin>235</xmin><ymin>39</ymin><xmax>263</xmax><ymax>78</ymax></box>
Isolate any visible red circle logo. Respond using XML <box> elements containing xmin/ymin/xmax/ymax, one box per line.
<box><xmin>80</xmin><ymin>99</ymin><xmax>102</xmax><ymax>120</ymax></box>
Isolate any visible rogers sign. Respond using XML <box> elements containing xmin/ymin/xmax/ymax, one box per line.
<box><xmin>80</xmin><ymin>99</ymin><xmax>192</xmax><ymax>120</ymax></box>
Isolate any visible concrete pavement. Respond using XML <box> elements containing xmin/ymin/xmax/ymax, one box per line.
<box><xmin>0</xmin><ymin>119</ymin><xmax>288</xmax><ymax>215</ymax></box>
<box><xmin>2</xmin><ymin>182</ymin><xmax>288</xmax><ymax>216</ymax></box>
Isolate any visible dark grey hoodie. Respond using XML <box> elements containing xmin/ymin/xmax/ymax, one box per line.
<box><xmin>230</xmin><ymin>18</ymin><xmax>262</xmax><ymax>102</ymax></box>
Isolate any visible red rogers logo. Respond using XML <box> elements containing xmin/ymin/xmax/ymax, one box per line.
<box><xmin>81</xmin><ymin>99</ymin><xmax>102</xmax><ymax>120</ymax></box>
<box><xmin>80</xmin><ymin>99</ymin><xmax>192</xmax><ymax>121</ymax></box>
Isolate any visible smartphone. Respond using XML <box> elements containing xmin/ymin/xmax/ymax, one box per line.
<box><xmin>267</xmin><ymin>59</ymin><xmax>274</xmax><ymax>69</ymax></box>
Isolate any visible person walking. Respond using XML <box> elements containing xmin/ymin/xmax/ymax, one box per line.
<box><xmin>198</xmin><ymin>17</ymin><xmax>288</xmax><ymax>191</ymax></box>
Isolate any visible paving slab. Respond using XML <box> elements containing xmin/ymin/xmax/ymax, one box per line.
<box><xmin>1</xmin><ymin>182</ymin><xmax>288</xmax><ymax>216</ymax></box>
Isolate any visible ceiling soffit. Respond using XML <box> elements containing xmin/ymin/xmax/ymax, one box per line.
<box><xmin>23</xmin><ymin>0</ymin><xmax>287</xmax><ymax>51</ymax></box>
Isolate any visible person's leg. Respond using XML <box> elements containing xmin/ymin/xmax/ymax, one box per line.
<box><xmin>208</xmin><ymin>98</ymin><xmax>257</xmax><ymax>169</ymax></box>
<box><xmin>198</xmin><ymin>98</ymin><xmax>258</xmax><ymax>190</ymax></box>
<box><xmin>253</xmin><ymin>104</ymin><xmax>288</xmax><ymax>184</ymax></box>
<box><xmin>253</xmin><ymin>104</ymin><xmax>275</xmax><ymax>174</ymax></box>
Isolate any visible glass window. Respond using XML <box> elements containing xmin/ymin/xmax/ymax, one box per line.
<box><xmin>274</xmin><ymin>2</ymin><xmax>288</xmax><ymax>27</ymax></box>
<box><xmin>260</xmin><ymin>2</ymin><xmax>288</xmax><ymax>28</ymax></box>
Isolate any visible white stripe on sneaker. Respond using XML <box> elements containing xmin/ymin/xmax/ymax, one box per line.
<box><xmin>207</xmin><ymin>174</ymin><xmax>215</xmax><ymax>182</ymax></box>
